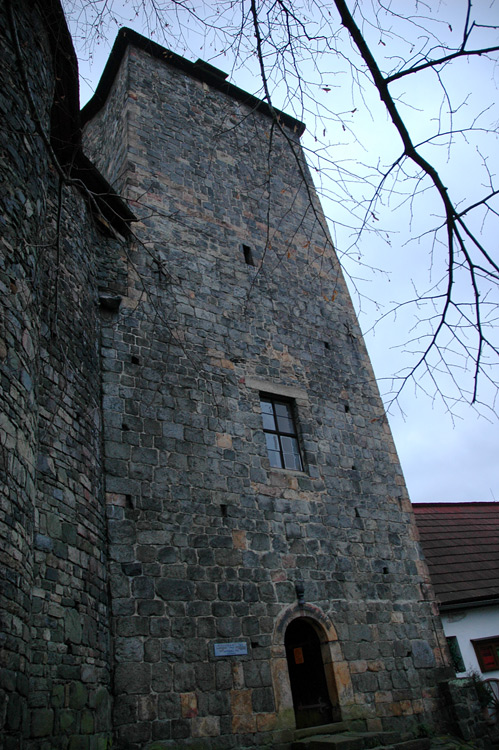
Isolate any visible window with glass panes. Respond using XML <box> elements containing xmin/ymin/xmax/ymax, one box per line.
<box><xmin>260</xmin><ymin>396</ymin><xmax>303</xmax><ymax>471</ymax></box>
<box><xmin>473</xmin><ymin>637</ymin><xmax>499</xmax><ymax>672</ymax></box>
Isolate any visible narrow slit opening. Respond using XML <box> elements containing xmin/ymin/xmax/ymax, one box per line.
<box><xmin>242</xmin><ymin>244</ymin><xmax>255</xmax><ymax>266</ymax></box>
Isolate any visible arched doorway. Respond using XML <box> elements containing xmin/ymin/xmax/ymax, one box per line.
<box><xmin>284</xmin><ymin>618</ymin><xmax>339</xmax><ymax>729</ymax></box>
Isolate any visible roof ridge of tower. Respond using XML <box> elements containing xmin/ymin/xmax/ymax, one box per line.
<box><xmin>80</xmin><ymin>26</ymin><xmax>306</xmax><ymax>137</ymax></box>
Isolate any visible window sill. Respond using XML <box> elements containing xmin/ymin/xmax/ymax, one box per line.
<box><xmin>268</xmin><ymin>467</ymin><xmax>307</xmax><ymax>477</ymax></box>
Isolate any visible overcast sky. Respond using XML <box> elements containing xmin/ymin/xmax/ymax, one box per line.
<box><xmin>67</xmin><ymin>0</ymin><xmax>499</xmax><ymax>504</ymax></box>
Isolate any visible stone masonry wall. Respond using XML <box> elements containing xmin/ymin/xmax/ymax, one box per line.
<box><xmin>1</xmin><ymin>2</ymin><xmax>122</xmax><ymax>747</ymax></box>
<box><xmin>0</xmin><ymin>1</ymin><xmax>49</xmax><ymax>741</ymax></box>
<box><xmin>83</xmin><ymin>42</ymin><xmax>453</xmax><ymax>750</ymax></box>
<box><xmin>439</xmin><ymin>678</ymin><xmax>499</xmax><ymax>748</ymax></box>
<box><xmin>26</xmin><ymin>189</ymin><xmax>115</xmax><ymax>750</ymax></box>
<box><xmin>83</xmin><ymin>45</ymin><xmax>131</xmax><ymax>196</ymax></box>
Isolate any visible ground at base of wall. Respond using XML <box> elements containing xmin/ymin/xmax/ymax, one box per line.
<box><xmin>277</xmin><ymin>731</ymin><xmax>498</xmax><ymax>750</ymax></box>
<box><xmin>429</xmin><ymin>736</ymin><xmax>498</xmax><ymax>750</ymax></box>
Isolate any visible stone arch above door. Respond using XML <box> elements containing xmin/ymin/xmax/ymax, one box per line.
<box><xmin>270</xmin><ymin>604</ymin><xmax>354</xmax><ymax>729</ymax></box>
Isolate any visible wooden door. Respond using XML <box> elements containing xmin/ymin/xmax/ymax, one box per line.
<box><xmin>285</xmin><ymin>618</ymin><xmax>337</xmax><ymax>729</ymax></box>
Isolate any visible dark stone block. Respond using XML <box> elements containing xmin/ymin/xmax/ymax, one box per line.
<box><xmin>131</xmin><ymin>576</ymin><xmax>155</xmax><ymax>599</ymax></box>
<box><xmin>412</xmin><ymin>639</ymin><xmax>436</xmax><ymax>668</ymax></box>
<box><xmin>138</xmin><ymin>600</ymin><xmax>164</xmax><ymax>617</ymax></box>
<box><xmin>149</xmin><ymin>617</ymin><xmax>171</xmax><ymax>637</ymax></box>
<box><xmin>171</xmin><ymin>719</ymin><xmax>190</xmax><ymax>739</ymax></box>
<box><xmin>151</xmin><ymin>663</ymin><xmax>173</xmax><ymax>692</ymax></box>
<box><xmin>218</xmin><ymin>582</ymin><xmax>242</xmax><ymax>601</ymax></box>
<box><xmin>252</xmin><ymin>687</ymin><xmax>275</xmax><ymax>713</ymax></box>
<box><xmin>173</xmin><ymin>664</ymin><xmax>196</xmax><ymax>692</ymax></box>
<box><xmin>152</xmin><ymin>719</ymin><xmax>172</xmax><ymax>739</ymax></box>
<box><xmin>158</xmin><ymin>547</ymin><xmax>177</xmax><ymax>563</ymax></box>
<box><xmin>115</xmin><ymin>663</ymin><xmax>151</xmax><ymax>694</ymax></box>
<box><xmin>156</xmin><ymin>579</ymin><xmax>194</xmax><ymax>601</ymax></box>
<box><xmin>244</xmin><ymin>660</ymin><xmax>271</xmax><ymax>688</ymax></box>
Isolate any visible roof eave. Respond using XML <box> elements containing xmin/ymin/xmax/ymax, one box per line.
<box><xmin>39</xmin><ymin>1</ymin><xmax>136</xmax><ymax>236</ymax></box>
<box><xmin>439</xmin><ymin>596</ymin><xmax>499</xmax><ymax>612</ymax></box>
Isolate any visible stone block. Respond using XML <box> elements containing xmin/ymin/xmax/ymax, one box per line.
<box><xmin>180</xmin><ymin>691</ymin><xmax>198</xmax><ymax>719</ymax></box>
<box><xmin>261</xmin><ymin>710</ymin><xmax>284</xmax><ymax>735</ymax></box>
<box><xmin>151</xmin><ymin>719</ymin><xmax>172</xmax><ymax>740</ymax></box>
<box><xmin>151</xmin><ymin>663</ymin><xmax>173</xmax><ymax>692</ymax></box>
<box><xmin>156</xmin><ymin>579</ymin><xmax>194</xmax><ymax>601</ymax></box>
<box><xmin>231</xmin><ymin>689</ymin><xmax>252</xmax><ymax>715</ymax></box>
<box><xmin>161</xmin><ymin>639</ymin><xmax>185</xmax><ymax>662</ymax></box>
<box><xmin>80</xmin><ymin>710</ymin><xmax>94</xmax><ymax>734</ymax></box>
<box><xmin>215</xmin><ymin>617</ymin><xmax>241</xmax><ymax>638</ymax></box>
<box><xmin>138</xmin><ymin>600</ymin><xmax>164</xmax><ymax>617</ymax></box>
<box><xmin>244</xmin><ymin>661</ymin><xmax>271</xmax><ymax>688</ymax></box>
<box><xmin>131</xmin><ymin>576</ymin><xmax>155</xmax><ymax>599</ymax></box>
<box><xmin>158</xmin><ymin>693</ymin><xmax>180</xmax><ymax>721</ymax></box>
<box><xmin>114</xmin><ymin>663</ymin><xmax>151</xmax><ymax>694</ymax></box>
<box><xmin>69</xmin><ymin>682</ymin><xmax>88</xmax><ymax>711</ymax></box>
<box><xmin>192</xmin><ymin>715</ymin><xmax>220</xmax><ymax>738</ymax></box>
<box><xmin>59</xmin><ymin>709</ymin><xmax>77</xmax><ymax>732</ymax></box>
<box><xmin>68</xmin><ymin>737</ymin><xmax>89</xmax><ymax>750</ymax></box>
<box><xmin>113</xmin><ymin>695</ymin><xmax>138</xmax><ymax>727</ymax></box>
<box><xmin>138</xmin><ymin>694</ymin><xmax>158</xmax><ymax>721</ymax></box>
<box><xmin>65</xmin><ymin>608</ymin><xmax>83</xmax><ymax>645</ymax></box>
<box><xmin>31</xmin><ymin>708</ymin><xmax>54</xmax><ymax>737</ymax></box>
<box><xmin>218</xmin><ymin>582</ymin><xmax>242</xmax><ymax>601</ymax></box>
<box><xmin>173</xmin><ymin>664</ymin><xmax>196</xmax><ymax>692</ymax></box>
<box><xmin>115</xmin><ymin>636</ymin><xmax>144</xmax><ymax>662</ymax></box>
<box><xmin>145</xmin><ymin>639</ymin><xmax>161</xmax><ymax>662</ymax></box>
<box><xmin>232</xmin><ymin>712</ymin><xmax>257</xmax><ymax>733</ymax></box>
<box><xmin>252</xmin><ymin>687</ymin><xmax>275</xmax><ymax>713</ymax></box>
<box><xmin>411</xmin><ymin>640</ymin><xmax>436</xmax><ymax>668</ymax></box>
<box><xmin>171</xmin><ymin>719</ymin><xmax>190</xmax><ymax>739</ymax></box>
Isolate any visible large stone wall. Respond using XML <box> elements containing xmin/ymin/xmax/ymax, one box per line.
<box><xmin>1</xmin><ymin>1</ymin><xmax>122</xmax><ymax>747</ymax></box>
<box><xmin>82</xmin><ymin>39</ymin><xmax>453</xmax><ymax>749</ymax></box>
<box><xmin>0</xmin><ymin>1</ymin><xmax>48</xmax><ymax>741</ymax></box>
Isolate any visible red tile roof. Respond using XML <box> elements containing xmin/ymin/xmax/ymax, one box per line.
<box><xmin>413</xmin><ymin>502</ymin><xmax>499</xmax><ymax>608</ymax></box>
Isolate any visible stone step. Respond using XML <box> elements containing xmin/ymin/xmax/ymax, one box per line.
<box><xmin>291</xmin><ymin>730</ymin><xmax>431</xmax><ymax>750</ymax></box>
<box><xmin>291</xmin><ymin>731</ymin><xmax>399</xmax><ymax>750</ymax></box>
<box><xmin>385</xmin><ymin>740</ymin><xmax>431</xmax><ymax>750</ymax></box>
<box><xmin>294</xmin><ymin>721</ymin><xmax>368</xmax><ymax>740</ymax></box>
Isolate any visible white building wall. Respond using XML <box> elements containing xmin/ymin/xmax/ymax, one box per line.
<box><xmin>442</xmin><ymin>604</ymin><xmax>499</xmax><ymax>679</ymax></box>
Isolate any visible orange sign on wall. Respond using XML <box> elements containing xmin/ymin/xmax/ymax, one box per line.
<box><xmin>294</xmin><ymin>647</ymin><xmax>304</xmax><ymax>664</ymax></box>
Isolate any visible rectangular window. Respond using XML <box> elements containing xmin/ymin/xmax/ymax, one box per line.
<box><xmin>260</xmin><ymin>395</ymin><xmax>303</xmax><ymax>471</ymax></box>
<box><xmin>472</xmin><ymin>637</ymin><xmax>499</xmax><ymax>673</ymax></box>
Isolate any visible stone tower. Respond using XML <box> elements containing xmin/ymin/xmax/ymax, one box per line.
<box><xmin>81</xmin><ymin>28</ymin><xmax>452</xmax><ymax>750</ymax></box>
<box><xmin>0</xmin><ymin>3</ymin><xmax>454</xmax><ymax>748</ymax></box>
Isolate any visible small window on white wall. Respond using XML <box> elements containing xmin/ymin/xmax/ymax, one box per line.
<box><xmin>473</xmin><ymin>637</ymin><xmax>499</xmax><ymax>673</ymax></box>
<box><xmin>446</xmin><ymin>636</ymin><xmax>465</xmax><ymax>673</ymax></box>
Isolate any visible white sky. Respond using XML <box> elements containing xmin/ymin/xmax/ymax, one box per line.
<box><xmin>66</xmin><ymin>0</ymin><xmax>499</xmax><ymax>503</ymax></box>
